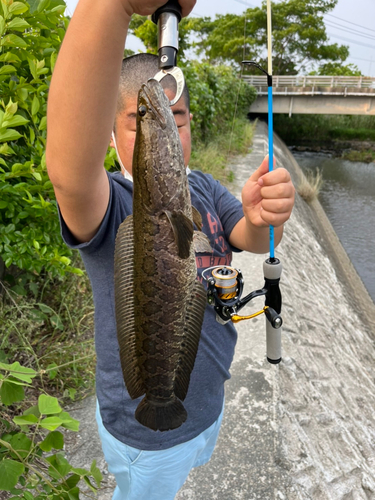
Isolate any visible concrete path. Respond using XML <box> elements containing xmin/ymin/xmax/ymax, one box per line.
<box><xmin>66</xmin><ymin>122</ymin><xmax>375</xmax><ymax>499</ymax></box>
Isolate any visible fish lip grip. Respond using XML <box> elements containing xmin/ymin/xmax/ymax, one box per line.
<box><xmin>151</xmin><ymin>0</ymin><xmax>185</xmax><ymax>106</ymax></box>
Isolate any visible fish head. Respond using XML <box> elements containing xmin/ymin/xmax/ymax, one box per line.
<box><xmin>132</xmin><ymin>79</ymin><xmax>187</xmax><ymax>213</ymax></box>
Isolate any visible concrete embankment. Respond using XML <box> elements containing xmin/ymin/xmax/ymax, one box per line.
<box><xmin>67</xmin><ymin>121</ymin><xmax>375</xmax><ymax>500</ymax></box>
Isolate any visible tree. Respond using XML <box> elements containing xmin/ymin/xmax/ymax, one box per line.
<box><xmin>310</xmin><ymin>62</ymin><xmax>362</xmax><ymax>76</ymax></box>
<box><xmin>189</xmin><ymin>0</ymin><xmax>350</xmax><ymax>75</ymax></box>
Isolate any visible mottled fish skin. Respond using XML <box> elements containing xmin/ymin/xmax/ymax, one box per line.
<box><xmin>114</xmin><ymin>79</ymin><xmax>207</xmax><ymax>432</ymax></box>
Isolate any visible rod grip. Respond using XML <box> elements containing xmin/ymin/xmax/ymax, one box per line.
<box><xmin>152</xmin><ymin>0</ymin><xmax>182</xmax><ymax>24</ymax></box>
<box><xmin>266</xmin><ymin>320</ymin><xmax>281</xmax><ymax>364</ymax></box>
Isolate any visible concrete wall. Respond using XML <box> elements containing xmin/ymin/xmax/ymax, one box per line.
<box><xmin>176</xmin><ymin>121</ymin><xmax>375</xmax><ymax>499</ymax></box>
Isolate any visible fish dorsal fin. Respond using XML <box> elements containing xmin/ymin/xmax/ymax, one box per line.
<box><xmin>114</xmin><ymin>215</ymin><xmax>145</xmax><ymax>399</ymax></box>
<box><xmin>193</xmin><ymin>231</ymin><xmax>213</xmax><ymax>254</ymax></box>
<box><xmin>174</xmin><ymin>280</ymin><xmax>207</xmax><ymax>401</ymax></box>
<box><xmin>164</xmin><ymin>210</ymin><xmax>194</xmax><ymax>259</ymax></box>
<box><xmin>192</xmin><ymin>205</ymin><xmax>203</xmax><ymax>230</ymax></box>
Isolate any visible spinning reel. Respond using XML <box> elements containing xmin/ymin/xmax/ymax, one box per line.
<box><xmin>204</xmin><ymin>259</ymin><xmax>283</xmax><ymax>364</ymax></box>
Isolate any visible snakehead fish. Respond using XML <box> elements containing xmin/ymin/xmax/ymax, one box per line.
<box><xmin>114</xmin><ymin>79</ymin><xmax>209</xmax><ymax>432</ymax></box>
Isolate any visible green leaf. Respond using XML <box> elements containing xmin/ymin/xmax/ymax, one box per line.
<box><xmin>39</xmin><ymin>115</ymin><xmax>47</xmax><ymax>131</ymax></box>
<box><xmin>31</xmin><ymin>95</ymin><xmax>40</xmax><ymax>115</ymax></box>
<box><xmin>6</xmin><ymin>17</ymin><xmax>30</xmax><ymax>30</ymax></box>
<box><xmin>38</xmin><ymin>0</ymin><xmax>51</xmax><ymax>13</ymax></box>
<box><xmin>38</xmin><ymin>394</ymin><xmax>62</xmax><ymax>415</ymax></box>
<box><xmin>9</xmin><ymin>3</ymin><xmax>29</xmax><ymax>16</ymax></box>
<box><xmin>5</xmin><ymin>99</ymin><xmax>17</xmax><ymax>116</ymax></box>
<box><xmin>83</xmin><ymin>476</ymin><xmax>97</xmax><ymax>493</ymax></box>
<box><xmin>2</xmin><ymin>115</ymin><xmax>29</xmax><ymax>128</ymax></box>
<box><xmin>46</xmin><ymin>453</ymin><xmax>71</xmax><ymax>479</ymax></box>
<box><xmin>40</xmin><ymin>416</ymin><xmax>63</xmax><ymax>431</ymax></box>
<box><xmin>90</xmin><ymin>460</ymin><xmax>103</xmax><ymax>487</ymax></box>
<box><xmin>0</xmin><ymin>380</ymin><xmax>25</xmax><ymax>405</ymax></box>
<box><xmin>71</xmin><ymin>467</ymin><xmax>89</xmax><ymax>476</ymax></box>
<box><xmin>39</xmin><ymin>430</ymin><xmax>64</xmax><ymax>452</ymax></box>
<box><xmin>0</xmin><ymin>65</ymin><xmax>16</xmax><ymax>75</ymax></box>
<box><xmin>0</xmin><ymin>16</ymin><xmax>5</xmax><ymax>37</ymax></box>
<box><xmin>23</xmin><ymin>405</ymin><xmax>41</xmax><ymax>418</ymax></box>
<box><xmin>9</xmin><ymin>433</ymin><xmax>33</xmax><ymax>459</ymax></box>
<box><xmin>0</xmin><ymin>128</ymin><xmax>22</xmax><ymax>142</ymax></box>
<box><xmin>50</xmin><ymin>314</ymin><xmax>64</xmax><ymax>330</ymax></box>
<box><xmin>27</xmin><ymin>0</ymin><xmax>40</xmax><ymax>14</ymax></box>
<box><xmin>0</xmin><ymin>51</ymin><xmax>21</xmax><ymax>63</ymax></box>
<box><xmin>28</xmin><ymin>58</ymin><xmax>37</xmax><ymax>80</ymax></box>
<box><xmin>32</xmin><ymin>172</ymin><xmax>42</xmax><ymax>181</ymax></box>
<box><xmin>59</xmin><ymin>411</ymin><xmax>80</xmax><ymax>432</ymax></box>
<box><xmin>0</xmin><ymin>459</ymin><xmax>25</xmax><ymax>491</ymax></box>
<box><xmin>0</xmin><ymin>200</ymin><xmax>8</xmax><ymax>208</ymax></box>
<box><xmin>1</xmin><ymin>34</ymin><xmax>28</xmax><ymax>49</ymax></box>
<box><xmin>65</xmin><ymin>474</ymin><xmax>80</xmax><ymax>490</ymax></box>
<box><xmin>13</xmin><ymin>414</ymin><xmax>38</xmax><ymax>426</ymax></box>
<box><xmin>17</xmin><ymin>87</ymin><xmax>28</xmax><ymax>102</ymax></box>
<box><xmin>0</xmin><ymin>361</ymin><xmax>36</xmax><ymax>382</ymax></box>
<box><xmin>67</xmin><ymin>487</ymin><xmax>80</xmax><ymax>500</ymax></box>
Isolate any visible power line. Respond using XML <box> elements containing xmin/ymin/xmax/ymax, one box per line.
<box><xmin>349</xmin><ymin>55</ymin><xmax>375</xmax><ymax>63</ymax></box>
<box><xmin>326</xmin><ymin>13</ymin><xmax>375</xmax><ymax>34</ymax></box>
<box><xmin>325</xmin><ymin>20</ymin><xmax>375</xmax><ymax>42</ymax></box>
<box><xmin>233</xmin><ymin>0</ymin><xmax>257</xmax><ymax>8</ymax></box>
<box><xmin>327</xmin><ymin>32</ymin><xmax>375</xmax><ymax>50</ymax></box>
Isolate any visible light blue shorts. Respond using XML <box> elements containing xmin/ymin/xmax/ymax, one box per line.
<box><xmin>95</xmin><ymin>400</ymin><xmax>224</xmax><ymax>500</ymax></box>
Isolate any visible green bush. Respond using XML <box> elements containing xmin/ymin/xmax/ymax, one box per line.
<box><xmin>0</xmin><ymin>0</ymin><xmax>84</xmax><ymax>292</ymax></box>
<box><xmin>0</xmin><ymin>362</ymin><xmax>102</xmax><ymax>499</ymax></box>
<box><xmin>184</xmin><ymin>61</ymin><xmax>256</xmax><ymax>144</ymax></box>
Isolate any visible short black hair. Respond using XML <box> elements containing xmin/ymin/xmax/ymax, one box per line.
<box><xmin>116</xmin><ymin>53</ymin><xmax>190</xmax><ymax>117</ymax></box>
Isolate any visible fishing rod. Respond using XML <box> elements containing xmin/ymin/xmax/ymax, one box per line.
<box><xmin>205</xmin><ymin>0</ymin><xmax>283</xmax><ymax>364</ymax></box>
<box><xmin>151</xmin><ymin>0</ymin><xmax>185</xmax><ymax>106</ymax></box>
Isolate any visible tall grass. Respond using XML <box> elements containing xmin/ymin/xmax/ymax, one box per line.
<box><xmin>190</xmin><ymin>117</ymin><xmax>255</xmax><ymax>183</ymax></box>
<box><xmin>0</xmin><ymin>260</ymin><xmax>95</xmax><ymax>403</ymax></box>
<box><xmin>274</xmin><ymin>114</ymin><xmax>375</xmax><ymax>145</ymax></box>
<box><xmin>297</xmin><ymin>169</ymin><xmax>324</xmax><ymax>203</ymax></box>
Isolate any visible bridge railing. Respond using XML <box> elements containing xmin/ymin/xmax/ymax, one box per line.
<box><xmin>242</xmin><ymin>75</ymin><xmax>375</xmax><ymax>89</ymax></box>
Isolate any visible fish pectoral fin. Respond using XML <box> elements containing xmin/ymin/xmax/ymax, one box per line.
<box><xmin>192</xmin><ymin>205</ymin><xmax>203</xmax><ymax>230</ymax></box>
<box><xmin>164</xmin><ymin>210</ymin><xmax>194</xmax><ymax>259</ymax></box>
<box><xmin>193</xmin><ymin>231</ymin><xmax>213</xmax><ymax>254</ymax></box>
<box><xmin>174</xmin><ymin>280</ymin><xmax>207</xmax><ymax>401</ymax></box>
<box><xmin>114</xmin><ymin>215</ymin><xmax>145</xmax><ymax>400</ymax></box>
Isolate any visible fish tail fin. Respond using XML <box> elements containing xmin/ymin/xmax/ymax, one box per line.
<box><xmin>135</xmin><ymin>396</ymin><xmax>187</xmax><ymax>432</ymax></box>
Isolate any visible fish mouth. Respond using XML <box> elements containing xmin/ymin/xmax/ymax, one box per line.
<box><xmin>139</xmin><ymin>82</ymin><xmax>168</xmax><ymax>129</ymax></box>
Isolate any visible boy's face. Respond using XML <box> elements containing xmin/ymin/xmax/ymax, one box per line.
<box><xmin>110</xmin><ymin>88</ymin><xmax>192</xmax><ymax>176</ymax></box>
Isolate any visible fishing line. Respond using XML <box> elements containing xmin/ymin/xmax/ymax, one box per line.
<box><xmin>226</xmin><ymin>14</ymin><xmax>248</xmax><ymax>162</ymax></box>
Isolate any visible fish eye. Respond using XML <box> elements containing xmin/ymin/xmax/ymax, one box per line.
<box><xmin>138</xmin><ymin>105</ymin><xmax>147</xmax><ymax>117</ymax></box>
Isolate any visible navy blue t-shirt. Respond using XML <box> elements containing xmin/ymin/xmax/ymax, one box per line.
<box><xmin>60</xmin><ymin>170</ymin><xmax>244</xmax><ymax>450</ymax></box>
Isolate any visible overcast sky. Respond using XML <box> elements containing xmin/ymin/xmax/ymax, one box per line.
<box><xmin>64</xmin><ymin>0</ymin><xmax>375</xmax><ymax>76</ymax></box>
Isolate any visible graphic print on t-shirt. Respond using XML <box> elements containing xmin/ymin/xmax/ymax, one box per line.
<box><xmin>195</xmin><ymin>211</ymin><xmax>232</xmax><ymax>285</ymax></box>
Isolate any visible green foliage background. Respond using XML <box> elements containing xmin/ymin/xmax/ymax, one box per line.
<box><xmin>0</xmin><ymin>0</ymin><xmax>84</xmax><ymax>296</ymax></box>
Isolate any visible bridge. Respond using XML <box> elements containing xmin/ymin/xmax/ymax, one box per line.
<box><xmin>243</xmin><ymin>75</ymin><xmax>375</xmax><ymax>116</ymax></box>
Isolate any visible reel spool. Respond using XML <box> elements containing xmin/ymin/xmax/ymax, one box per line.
<box><xmin>211</xmin><ymin>267</ymin><xmax>238</xmax><ymax>301</ymax></box>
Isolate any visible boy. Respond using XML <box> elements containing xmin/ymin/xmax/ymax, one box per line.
<box><xmin>46</xmin><ymin>1</ymin><xmax>295</xmax><ymax>498</ymax></box>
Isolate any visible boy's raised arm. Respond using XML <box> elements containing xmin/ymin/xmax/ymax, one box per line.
<box><xmin>46</xmin><ymin>0</ymin><xmax>196</xmax><ymax>243</ymax></box>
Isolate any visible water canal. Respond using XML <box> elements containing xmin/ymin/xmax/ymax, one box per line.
<box><xmin>291</xmin><ymin>151</ymin><xmax>375</xmax><ymax>303</ymax></box>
